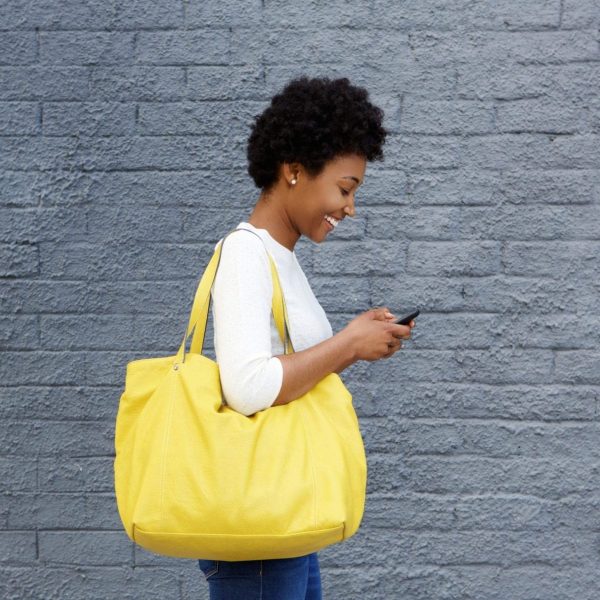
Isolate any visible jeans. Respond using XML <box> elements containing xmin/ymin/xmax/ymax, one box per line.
<box><xmin>197</xmin><ymin>552</ymin><xmax>322</xmax><ymax>600</ymax></box>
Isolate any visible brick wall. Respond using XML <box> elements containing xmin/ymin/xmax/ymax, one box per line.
<box><xmin>1</xmin><ymin>1</ymin><xmax>599</xmax><ymax>598</ymax></box>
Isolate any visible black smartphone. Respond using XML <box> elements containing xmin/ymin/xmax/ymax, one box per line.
<box><xmin>393</xmin><ymin>308</ymin><xmax>420</xmax><ymax>325</ymax></box>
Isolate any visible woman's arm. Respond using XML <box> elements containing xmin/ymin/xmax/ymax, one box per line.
<box><xmin>271</xmin><ymin>329</ymin><xmax>357</xmax><ymax>406</ymax></box>
<box><xmin>212</xmin><ymin>233</ymin><xmax>287</xmax><ymax>416</ymax></box>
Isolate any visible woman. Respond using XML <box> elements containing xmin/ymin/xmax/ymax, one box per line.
<box><xmin>197</xmin><ymin>75</ymin><xmax>415</xmax><ymax>599</ymax></box>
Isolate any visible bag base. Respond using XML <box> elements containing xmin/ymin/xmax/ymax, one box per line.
<box><xmin>133</xmin><ymin>522</ymin><xmax>345</xmax><ymax>560</ymax></box>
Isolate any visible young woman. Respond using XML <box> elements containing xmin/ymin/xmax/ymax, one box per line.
<box><xmin>197</xmin><ymin>75</ymin><xmax>415</xmax><ymax>599</ymax></box>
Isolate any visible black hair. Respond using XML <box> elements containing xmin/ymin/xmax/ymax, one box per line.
<box><xmin>246</xmin><ymin>75</ymin><xmax>388</xmax><ymax>192</ymax></box>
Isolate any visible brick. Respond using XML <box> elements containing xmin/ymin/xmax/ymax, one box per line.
<box><xmin>0</xmin><ymin>1</ymin><xmax>114</xmax><ymax>29</ymax></box>
<box><xmin>240</xmin><ymin>28</ymin><xmax>410</xmax><ymax>65</ymax></box>
<box><xmin>384</xmin><ymin>134</ymin><xmax>461</xmax><ymax>169</ymax></box>
<box><xmin>38</xmin><ymin>457</ymin><xmax>113</xmax><ymax>493</ymax></box>
<box><xmin>86</xmin><ymin>204</ymin><xmax>182</xmax><ymax>242</ymax></box>
<box><xmin>0</xmin><ymin>242</ymin><xmax>38</xmax><ymax>276</ymax></box>
<box><xmin>407</xmin><ymin>241</ymin><xmax>500</xmax><ymax>275</ymax></box>
<box><xmin>40</xmin><ymin>32</ymin><xmax>134</xmax><ymax>65</ymax></box>
<box><xmin>0</xmin><ymin>315</ymin><xmax>37</xmax><ymax>349</ymax></box>
<box><xmin>0</xmin><ymin>386</ymin><xmax>117</xmax><ymax>421</ymax></box>
<box><xmin>90</xmin><ymin>67</ymin><xmax>186</xmax><ymax>101</ymax></box>
<box><xmin>86</xmin><ymin>168</ymin><xmax>255</xmax><ymax>208</ymax></box>
<box><xmin>0</xmin><ymin>32</ymin><xmax>37</xmax><ymax>65</ymax></box>
<box><xmin>367</xmin><ymin>0</ymin><xmax>561</xmax><ymax>31</ymax></box>
<box><xmin>367</xmin><ymin>206</ymin><xmax>459</xmax><ymax>239</ymax></box>
<box><xmin>0</xmin><ymin>458</ymin><xmax>36</xmax><ymax>492</ymax></box>
<box><xmin>266</xmin><ymin>61</ymin><xmax>457</xmax><ymax>99</ymax></box>
<box><xmin>364</xmin><ymin>419</ymin><xmax>600</xmax><ymax>459</ymax></box>
<box><xmin>114</xmin><ymin>0</ymin><xmax>184</xmax><ymax>28</ymax></box>
<box><xmin>496</xmin><ymin>97</ymin><xmax>588</xmax><ymax>133</ymax></box>
<box><xmin>314</xmin><ymin>239</ymin><xmax>406</xmax><ymax>276</ymax></box>
<box><xmin>0</xmin><ymin>66</ymin><xmax>89</xmax><ymax>101</ymax></box>
<box><xmin>263</xmin><ymin>0</ymin><xmax>371</xmax><ymax>28</ymax></box>
<box><xmin>0</xmin><ymin>351</ymin><xmax>83</xmax><ymax>385</ymax></box>
<box><xmin>555</xmin><ymin>351</ymin><xmax>600</xmax><ymax>384</ymax></box>
<box><xmin>561</xmin><ymin>0</ymin><xmax>600</xmax><ymax>28</ymax></box>
<box><xmin>38</xmin><ymin>241</ymin><xmax>215</xmax><ymax>279</ymax></box>
<box><xmin>0</xmin><ymin>531</ymin><xmax>36</xmax><ymax>564</ymax></box>
<box><xmin>0</xmin><ymin>420</ymin><xmax>115</xmax><ymax>457</ymax></box>
<box><xmin>187</xmin><ymin>65</ymin><xmax>266</xmax><ymax>100</ymax></box>
<box><xmin>401</xmin><ymin>99</ymin><xmax>494</xmax><ymax>134</ymax></box>
<box><xmin>458</xmin><ymin>62</ymin><xmax>600</xmax><ymax>101</ymax></box>
<box><xmin>137</xmin><ymin>30</ymin><xmax>229</xmax><ymax>65</ymax></box>
<box><xmin>39</xmin><ymin>531</ymin><xmax>131</xmax><ymax>565</ymax></box>
<box><xmin>0</xmin><ymin>565</ymin><xmax>181</xmax><ymax>599</ymax></box>
<box><xmin>186</xmin><ymin>0</ymin><xmax>262</xmax><ymax>27</ymax></box>
<box><xmin>0</xmin><ymin>102</ymin><xmax>38</xmax><ymax>135</ymax></box>
<box><xmin>363</xmin><ymin>381</ymin><xmax>598</xmax><ymax>421</ymax></box>
<box><xmin>43</xmin><ymin>102</ymin><xmax>135</xmax><ymax>136</ymax></box>
<box><xmin>408</xmin><ymin>169</ymin><xmax>502</xmax><ymax>205</ymax></box>
<box><xmin>459</xmin><ymin>205</ymin><xmax>600</xmax><ymax>240</ymax></box>
<box><xmin>498</xmin><ymin>168</ymin><xmax>598</xmax><ymax>204</ymax></box>
<box><xmin>503</xmin><ymin>241</ymin><xmax>600</xmax><ymax>276</ymax></box>
<box><xmin>0</xmin><ymin>208</ymin><xmax>38</xmax><ymax>241</ymax></box>
<box><xmin>464</xmin><ymin>0</ymin><xmax>562</xmax><ymax>30</ymax></box>
<box><xmin>405</xmin><ymin>455</ymin><xmax>598</xmax><ymax>499</ymax></box>
<box><xmin>137</xmin><ymin>100</ymin><xmax>263</xmax><ymax>136</ymax></box>
<box><xmin>462</xmin><ymin>134</ymin><xmax>600</xmax><ymax>169</ymax></box>
<box><xmin>410</xmin><ymin>30</ymin><xmax>599</xmax><ymax>67</ymax></box>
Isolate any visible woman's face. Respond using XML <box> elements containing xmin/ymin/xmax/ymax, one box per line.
<box><xmin>294</xmin><ymin>153</ymin><xmax>367</xmax><ymax>243</ymax></box>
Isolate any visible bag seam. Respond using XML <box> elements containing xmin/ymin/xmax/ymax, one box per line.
<box><xmin>159</xmin><ymin>372</ymin><xmax>178</xmax><ymax>523</ymax></box>
<box><xmin>297</xmin><ymin>406</ymin><xmax>318</xmax><ymax>530</ymax></box>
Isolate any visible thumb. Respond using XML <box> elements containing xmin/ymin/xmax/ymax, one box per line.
<box><xmin>371</xmin><ymin>307</ymin><xmax>393</xmax><ymax>321</ymax></box>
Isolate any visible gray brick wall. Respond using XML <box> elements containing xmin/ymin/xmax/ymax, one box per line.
<box><xmin>1</xmin><ymin>0</ymin><xmax>599</xmax><ymax>598</ymax></box>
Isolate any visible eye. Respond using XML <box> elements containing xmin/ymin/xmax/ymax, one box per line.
<box><xmin>340</xmin><ymin>188</ymin><xmax>350</xmax><ymax>196</ymax></box>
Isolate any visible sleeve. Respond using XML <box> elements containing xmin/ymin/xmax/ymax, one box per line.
<box><xmin>210</xmin><ymin>232</ymin><xmax>284</xmax><ymax>417</ymax></box>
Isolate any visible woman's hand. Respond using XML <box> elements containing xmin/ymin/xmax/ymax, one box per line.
<box><xmin>342</xmin><ymin>307</ymin><xmax>415</xmax><ymax>362</ymax></box>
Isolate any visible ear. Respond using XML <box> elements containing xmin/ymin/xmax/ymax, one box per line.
<box><xmin>282</xmin><ymin>162</ymin><xmax>302</xmax><ymax>182</ymax></box>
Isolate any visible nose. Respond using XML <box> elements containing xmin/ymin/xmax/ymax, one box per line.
<box><xmin>344</xmin><ymin>198</ymin><xmax>355</xmax><ymax>217</ymax></box>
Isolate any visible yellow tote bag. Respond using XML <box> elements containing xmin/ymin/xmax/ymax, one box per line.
<box><xmin>113</xmin><ymin>227</ymin><xmax>367</xmax><ymax>560</ymax></box>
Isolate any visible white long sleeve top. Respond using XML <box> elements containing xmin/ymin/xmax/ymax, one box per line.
<box><xmin>210</xmin><ymin>222</ymin><xmax>333</xmax><ymax>417</ymax></box>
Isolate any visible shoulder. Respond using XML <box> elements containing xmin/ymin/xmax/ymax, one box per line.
<box><xmin>216</xmin><ymin>229</ymin><xmax>270</xmax><ymax>266</ymax></box>
<box><xmin>212</xmin><ymin>230</ymin><xmax>273</xmax><ymax>296</ymax></box>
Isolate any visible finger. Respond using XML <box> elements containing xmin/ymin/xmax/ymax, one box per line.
<box><xmin>387</xmin><ymin>340</ymin><xmax>402</xmax><ymax>357</ymax></box>
<box><xmin>392</xmin><ymin>324</ymin><xmax>412</xmax><ymax>337</ymax></box>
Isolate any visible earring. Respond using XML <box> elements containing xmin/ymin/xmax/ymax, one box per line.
<box><xmin>290</xmin><ymin>178</ymin><xmax>297</xmax><ymax>185</ymax></box>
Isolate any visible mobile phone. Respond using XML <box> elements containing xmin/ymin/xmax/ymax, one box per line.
<box><xmin>393</xmin><ymin>309</ymin><xmax>420</xmax><ymax>325</ymax></box>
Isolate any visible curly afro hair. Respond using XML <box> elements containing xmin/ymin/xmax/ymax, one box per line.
<box><xmin>246</xmin><ymin>75</ymin><xmax>388</xmax><ymax>192</ymax></box>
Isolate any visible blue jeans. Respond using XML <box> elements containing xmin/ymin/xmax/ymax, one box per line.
<box><xmin>197</xmin><ymin>552</ymin><xmax>322</xmax><ymax>599</ymax></box>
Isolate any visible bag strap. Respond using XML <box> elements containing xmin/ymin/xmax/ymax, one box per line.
<box><xmin>175</xmin><ymin>227</ymin><xmax>294</xmax><ymax>364</ymax></box>
<box><xmin>189</xmin><ymin>227</ymin><xmax>293</xmax><ymax>355</ymax></box>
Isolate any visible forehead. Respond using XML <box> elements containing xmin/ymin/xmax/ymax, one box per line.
<box><xmin>324</xmin><ymin>154</ymin><xmax>366</xmax><ymax>181</ymax></box>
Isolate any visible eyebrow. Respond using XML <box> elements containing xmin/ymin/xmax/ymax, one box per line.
<box><xmin>342</xmin><ymin>176</ymin><xmax>362</xmax><ymax>185</ymax></box>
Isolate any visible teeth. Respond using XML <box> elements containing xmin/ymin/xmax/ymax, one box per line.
<box><xmin>324</xmin><ymin>215</ymin><xmax>339</xmax><ymax>227</ymax></box>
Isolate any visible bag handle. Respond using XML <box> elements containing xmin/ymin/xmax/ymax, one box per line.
<box><xmin>174</xmin><ymin>227</ymin><xmax>294</xmax><ymax>364</ymax></box>
<box><xmin>189</xmin><ymin>228</ymin><xmax>293</xmax><ymax>356</ymax></box>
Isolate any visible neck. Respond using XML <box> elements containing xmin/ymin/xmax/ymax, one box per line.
<box><xmin>247</xmin><ymin>196</ymin><xmax>299</xmax><ymax>252</ymax></box>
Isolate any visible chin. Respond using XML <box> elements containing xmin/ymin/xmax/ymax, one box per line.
<box><xmin>304</xmin><ymin>230</ymin><xmax>324</xmax><ymax>246</ymax></box>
